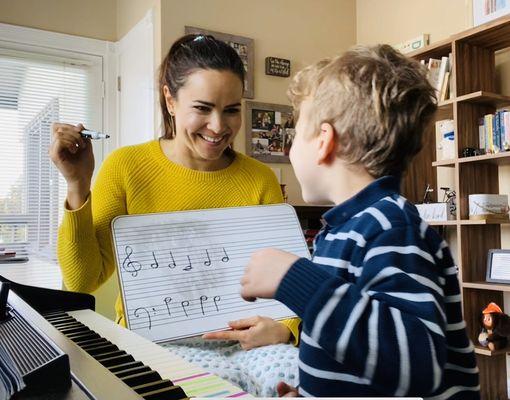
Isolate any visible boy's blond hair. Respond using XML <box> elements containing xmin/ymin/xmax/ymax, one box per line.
<box><xmin>288</xmin><ymin>44</ymin><xmax>437</xmax><ymax>177</ymax></box>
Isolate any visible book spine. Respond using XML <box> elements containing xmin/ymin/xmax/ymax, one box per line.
<box><xmin>479</xmin><ymin>118</ymin><xmax>485</xmax><ymax>150</ymax></box>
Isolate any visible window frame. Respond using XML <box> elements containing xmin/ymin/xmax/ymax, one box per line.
<box><xmin>0</xmin><ymin>23</ymin><xmax>117</xmax><ymax>259</ymax></box>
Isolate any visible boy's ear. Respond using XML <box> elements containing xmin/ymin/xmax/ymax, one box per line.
<box><xmin>317</xmin><ymin>122</ymin><xmax>336</xmax><ymax>164</ymax></box>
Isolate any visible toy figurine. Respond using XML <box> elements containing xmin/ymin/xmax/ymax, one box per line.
<box><xmin>478</xmin><ymin>302</ymin><xmax>510</xmax><ymax>351</ymax></box>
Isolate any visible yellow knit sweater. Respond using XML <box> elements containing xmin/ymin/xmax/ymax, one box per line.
<box><xmin>58</xmin><ymin>139</ymin><xmax>300</xmax><ymax>343</ymax></box>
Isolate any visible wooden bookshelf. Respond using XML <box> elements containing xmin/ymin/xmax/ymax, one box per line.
<box><xmin>403</xmin><ymin>15</ymin><xmax>510</xmax><ymax>400</ymax></box>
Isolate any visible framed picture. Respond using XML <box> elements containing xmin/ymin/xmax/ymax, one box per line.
<box><xmin>486</xmin><ymin>249</ymin><xmax>510</xmax><ymax>283</ymax></box>
<box><xmin>184</xmin><ymin>26</ymin><xmax>254</xmax><ymax>98</ymax></box>
<box><xmin>245</xmin><ymin>101</ymin><xmax>295</xmax><ymax>163</ymax></box>
<box><xmin>473</xmin><ymin>0</ymin><xmax>510</xmax><ymax>26</ymax></box>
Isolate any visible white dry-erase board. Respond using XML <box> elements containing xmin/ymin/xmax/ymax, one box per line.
<box><xmin>111</xmin><ymin>204</ymin><xmax>310</xmax><ymax>343</ymax></box>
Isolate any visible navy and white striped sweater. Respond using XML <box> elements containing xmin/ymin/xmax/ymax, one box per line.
<box><xmin>276</xmin><ymin>176</ymin><xmax>480</xmax><ymax>399</ymax></box>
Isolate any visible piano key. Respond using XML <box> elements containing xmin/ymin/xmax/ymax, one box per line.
<box><xmin>121</xmin><ymin>370</ymin><xmax>161</xmax><ymax>387</ymax></box>
<box><xmin>51</xmin><ymin>319</ymin><xmax>80</xmax><ymax>328</ymax></box>
<box><xmin>66</xmin><ymin>330</ymin><xmax>100</xmax><ymax>341</ymax></box>
<box><xmin>69</xmin><ymin>309</ymin><xmax>250</xmax><ymax>398</ymax></box>
<box><xmin>108</xmin><ymin>360</ymin><xmax>144</xmax><ymax>374</ymax></box>
<box><xmin>80</xmin><ymin>339</ymin><xmax>110</xmax><ymax>350</ymax></box>
<box><xmin>115</xmin><ymin>365</ymin><xmax>152</xmax><ymax>378</ymax></box>
<box><xmin>84</xmin><ymin>344</ymin><xmax>119</xmax><ymax>357</ymax></box>
<box><xmin>132</xmin><ymin>379</ymin><xmax>174</xmax><ymax>394</ymax></box>
<box><xmin>72</xmin><ymin>337</ymin><xmax>106</xmax><ymax>346</ymax></box>
<box><xmin>97</xmin><ymin>352</ymin><xmax>134</xmax><ymax>367</ymax></box>
<box><xmin>139</xmin><ymin>385</ymin><xmax>187</xmax><ymax>400</ymax></box>
<box><xmin>43</xmin><ymin>311</ymin><xmax>69</xmax><ymax>319</ymax></box>
<box><xmin>59</xmin><ymin>326</ymin><xmax>91</xmax><ymax>335</ymax></box>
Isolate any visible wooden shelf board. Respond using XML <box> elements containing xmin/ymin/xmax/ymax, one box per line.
<box><xmin>458</xmin><ymin>152</ymin><xmax>510</xmax><ymax>165</ymax></box>
<box><xmin>463</xmin><ymin>281</ymin><xmax>510</xmax><ymax>292</ymax></box>
<box><xmin>426</xmin><ymin>220</ymin><xmax>458</xmax><ymax>226</ymax></box>
<box><xmin>474</xmin><ymin>345</ymin><xmax>510</xmax><ymax>356</ymax></box>
<box><xmin>454</xmin><ymin>14</ymin><xmax>510</xmax><ymax>51</ymax></box>
<box><xmin>459</xmin><ymin>218</ymin><xmax>510</xmax><ymax>225</ymax></box>
<box><xmin>432</xmin><ymin>159</ymin><xmax>456</xmax><ymax>167</ymax></box>
<box><xmin>407</xmin><ymin>37</ymin><xmax>452</xmax><ymax>60</ymax></box>
<box><xmin>438</xmin><ymin>98</ymin><xmax>455</xmax><ymax>108</ymax></box>
<box><xmin>455</xmin><ymin>91</ymin><xmax>510</xmax><ymax>107</ymax></box>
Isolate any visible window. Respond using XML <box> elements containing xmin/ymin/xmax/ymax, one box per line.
<box><xmin>0</xmin><ymin>44</ymin><xmax>105</xmax><ymax>261</ymax></box>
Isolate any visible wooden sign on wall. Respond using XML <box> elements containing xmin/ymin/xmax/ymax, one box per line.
<box><xmin>265</xmin><ymin>57</ymin><xmax>291</xmax><ymax>77</ymax></box>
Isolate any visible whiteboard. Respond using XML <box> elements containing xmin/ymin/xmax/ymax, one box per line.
<box><xmin>111</xmin><ymin>204</ymin><xmax>310</xmax><ymax>343</ymax></box>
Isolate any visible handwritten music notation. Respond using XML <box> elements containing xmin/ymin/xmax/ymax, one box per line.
<box><xmin>123</xmin><ymin>246</ymin><xmax>230</xmax><ymax>277</ymax></box>
<box><xmin>112</xmin><ymin>204</ymin><xmax>310</xmax><ymax>342</ymax></box>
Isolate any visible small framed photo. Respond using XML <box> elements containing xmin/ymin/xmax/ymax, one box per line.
<box><xmin>245</xmin><ymin>101</ymin><xmax>295</xmax><ymax>163</ymax></box>
<box><xmin>473</xmin><ymin>0</ymin><xmax>510</xmax><ymax>26</ymax></box>
<box><xmin>486</xmin><ymin>249</ymin><xmax>510</xmax><ymax>283</ymax></box>
<box><xmin>185</xmin><ymin>26</ymin><xmax>254</xmax><ymax>99</ymax></box>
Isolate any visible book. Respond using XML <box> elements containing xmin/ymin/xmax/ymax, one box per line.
<box><xmin>439</xmin><ymin>71</ymin><xmax>450</xmax><ymax>102</ymax></box>
<box><xmin>427</xmin><ymin>58</ymin><xmax>442</xmax><ymax>99</ymax></box>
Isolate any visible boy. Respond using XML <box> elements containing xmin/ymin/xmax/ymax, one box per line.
<box><xmin>240</xmin><ymin>45</ymin><xmax>480</xmax><ymax>399</ymax></box>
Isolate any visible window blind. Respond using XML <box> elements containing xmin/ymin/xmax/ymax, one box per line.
<box><xmin>0</xmin><ymin>49</ymin><xmax>103</xmax><ymax>261</ymax></box>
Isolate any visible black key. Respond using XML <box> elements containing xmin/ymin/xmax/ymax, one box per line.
<box><xmin>44</xmin><ymin>311</ymin><xmax>68</xmax><ymax>319</ymax></box>
<box><xmin>68</xmin><ymin>332</ymin><xmax>101</xmax><ymax>342</ymax></box>
<box><xmin>98</xmin><ymin>353</ymin><xmax>134</xmax><ymax>368</ymax></box>
<box><xmin>73</xmin><ymin>337</ymin><xmax>105</xmax><ymax>346</ymax></box>
<box><xmin>121</xmin><ymin>370</ymin><xmax>161</xmax><ymax>387</ymax></box>
<box><xmin>85</xmin><ymin>344</ymin><xmax>119</xmax><ymax>357</ymax></box>
<box><xmin>108</xmin><ymin>361</ymin><xmax>144</xmax><ymax>374</ymax></box>
<box><xmin>47</xmin><ymin>315</ymin><xmax>75</xmax><ymax>323</ymax></box>
<box><xmin>132</xmin><ymin>379</ymin><xmax>173</xmax><ymax>394</ymax></box>
<box><xmin>140</xmin><ymin>385</ymin><xmax>187</xmax><ymax>400</ymax></box>
<box><xmin>81</xmin><ymin>339</ymin><xmax>109</xmax><ymax>350</ymax></box>
<box><xmin>115</xmin><ymin>365</ymin><xmax>151</xmax><ymax>378</ymax></box>
<box><xmin>60</xmin><ymin>326</ymin><xmax>90</xmax><ymax>335</ymax></box>
<box><xmin>52</xmin><ymin>320</ymin><xmax>80</xmax><ymax>329</ymax></box>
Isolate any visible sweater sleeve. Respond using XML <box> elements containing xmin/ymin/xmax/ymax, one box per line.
<box><xmin>275</xmin><ymin>228</ymin><xmax>448</xmax><ymax>396</ymax></box>
<box><xmin>57</xmin><ymin>151</ymin><xmax>127</xmax><ymax>293</ymax></box>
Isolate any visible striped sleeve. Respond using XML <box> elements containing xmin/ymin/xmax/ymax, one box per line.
<box><xmin>276</xmin><ymin>227</ymin><xmax>448</xmax><ymax>397</ymax></box>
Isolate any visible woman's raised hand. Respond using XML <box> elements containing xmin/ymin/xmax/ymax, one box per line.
<box><xmin>49</xmin><ymin>123</ymin><xmax>95</xmax><ymax>209</ymax></box>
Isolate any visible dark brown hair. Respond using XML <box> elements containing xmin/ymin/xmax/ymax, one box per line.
<box><xmin>159</xmin><ymin>34</ymin><xmax>245</xmax><ymax>139</ymax></box>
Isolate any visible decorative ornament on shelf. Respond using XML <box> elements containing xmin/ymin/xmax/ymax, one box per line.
<box><xmin>478</xmin><ymin>302</ymin><xmax>510</xmax><ymax>351</ymax></box>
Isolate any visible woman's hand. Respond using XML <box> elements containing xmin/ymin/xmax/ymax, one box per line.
<box><xmin>202</xmin><ymin>316</ymin><xmax>291</xmax><ymax>350</ymax></box>
<box><xmin>49</xmin><ymin>123</ymin><xmax>94</xmax><ymax>209</ymax></box>
<box><xmin>277</xmin><ymin>382</ymin><xmax>299</xmax><ymax>397</ymax></box>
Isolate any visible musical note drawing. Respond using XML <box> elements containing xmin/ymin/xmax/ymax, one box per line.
<box><xmin>122</xmin><ymin>246</ymin><xmax>142</xmax><ymax>277</ymax></box>
<box><xmin>200</xmin><ymin>295</ymin><xmax>208</xmax><ymax>315</ymax></box>
<box><xmin>134</xmin><ymin>307</ymin><xmax>156</xmax><ymax>330</ymax></box>
<box><xmin>168</xmin><ymin>251</ymin><xmax>176</xmax><ymax>269</ymax></box>
<box><xmin>221</xmin><ymin>248</ymin><xmax>229</xmax><ymax>262</ymax></box>
<box><xmin>181</xmin><ymin>300</ymin><xmax>190</xmax><ymax>317</ymax></box>
<box><xmin>183</xmin><ymin>255</ymin><xmax>192</xmax><ymax>271</ymax></box>
<box><xmin>204</xmin><ymin>249</ymin><xmax>211</xmax><ymax>266</ymax></box>
<box><xmin>150</xmin><ymin>251</ymin><xmax>159</xmax><ymax>269</ymax></box>
<box><xmin>164</xmin><ymin>297</ymin><xmax>172</xmax><ymax>316</ymax></box>
<box><xmin>213</xmin><ymin>296</ymin><xmax>221</xmax><ymax>312</ymax></box>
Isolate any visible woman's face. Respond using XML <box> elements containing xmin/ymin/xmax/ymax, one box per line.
<box><xmin>164</xmin><ymin>69</ymin><xmax>243</xmax><ymax>163</ymax></box>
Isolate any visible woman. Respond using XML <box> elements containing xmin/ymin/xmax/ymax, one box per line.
<box><xmin>50</xmin><ymin>34</ymin><xmax>300</xmax><ymax>351</ymax></box>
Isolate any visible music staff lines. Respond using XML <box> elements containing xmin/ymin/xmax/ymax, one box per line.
<box><xmin>120</xmin><ymin>245</ymin><xmax>304</xmax><ymax>279</ymax></box>
<box><xmin>126</xmin><ymin>282</ymin><xmax>243</xmax><ymax>301</ymax></box>
<box><xmin>119</xmin><ymin>236</ymin><xmax>301</xmax><ymax>262</ymax></box>
<box><xmin>129</xmin><ymin>297</ymin><xmax>285</xmax><ymax>330</ymax></box>
<box><xmin>115</xmin><ymin>212</ymin><xmax>298</xmax><ymax>238</ymax></box>
<box><xmin>119</xmin><ymin>242</ymin><xmax>305</xmax><ymax>278</ymax></box>
<box><xmin>115</xmin><ymin>222</ymin><xmax>299</xmax><ymax>247</ymax></box>
<box><xmin>124</xmin><ymin>266</ymin><xmax>244</xmax><ymax>289</ymax></box>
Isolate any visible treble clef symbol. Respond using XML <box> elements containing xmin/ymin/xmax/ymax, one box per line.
<box><xmin>122</xmin><ymin>246</ymin><xmax>142</xmax><ymax>277</ymax></box>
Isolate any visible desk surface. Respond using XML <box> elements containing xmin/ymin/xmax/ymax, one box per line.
<box><xmin>0</xmin><ymin>256</ymin><xmax>62</xmax><ymax>289</ymax></box>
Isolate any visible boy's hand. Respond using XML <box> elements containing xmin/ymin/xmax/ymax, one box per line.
<box><xmin>277</xmin><ymin>381</ymin><xmax>299</xmax><ymax>397</ymax></box>
<box><xmin>202</xmin><ymin>316</ymin><xmax>291</xmax><ymax>350</ymax></box>
<box><xmin>240</xmin><ymin>248</ymin><xmax>299</xmax><ymax>301</ymax></box>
